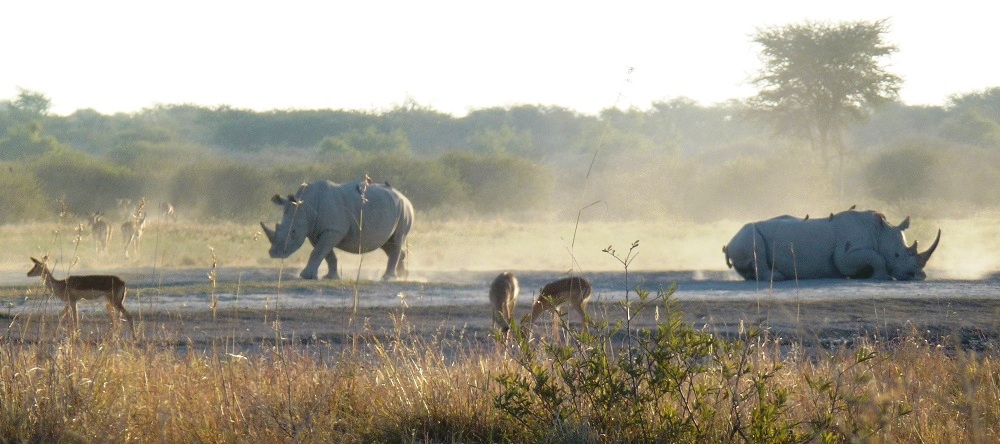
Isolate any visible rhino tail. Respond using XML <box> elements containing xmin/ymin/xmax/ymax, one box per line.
<box><xmin>722</xmin><ymin>245</ymin><xmax>733</xmax><ymax>269</ymax></box>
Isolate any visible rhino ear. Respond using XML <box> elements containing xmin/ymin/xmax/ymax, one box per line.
<box><xmin>898</xmin><ymin>216</ymin><xmax>910</xmax><ymax>230</ymax></box>
<box><xmin>271</xmin><ymin>194</ymin><xmax>286</xmax><ymax>205</ymax></box>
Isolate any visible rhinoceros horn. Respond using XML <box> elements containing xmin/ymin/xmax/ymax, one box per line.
<box><xmin>260</xmin><ymin>222</ymin><xmax>277</xmax><ymax>244</ymax></box>
<box><xmin>916</xmin><ymin>229</ymin><xmax>941</xmax><ymax>268</ymax></box>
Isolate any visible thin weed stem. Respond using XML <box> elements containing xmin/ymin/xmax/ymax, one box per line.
<box><xmin>568</xmin><ymin>67</ymin><xmax>634</xmax><ymax>271</ymax></box>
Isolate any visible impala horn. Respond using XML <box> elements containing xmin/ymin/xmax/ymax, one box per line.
<box><xmin>260</xmin><ymin>222</ymin><xmax>277</xmax><ymax>243</ymax></box>
<box><xmin>916</xmin><ymin>229</ymin><xmax>941</xmax><ymax>268</ymax></box>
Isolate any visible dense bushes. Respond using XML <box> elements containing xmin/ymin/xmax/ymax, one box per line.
<box><xmin>438</xmin><ymin>151</ymin><xmax>554</xmax><ymax>214</ymax></box>
<box><xmin>350</xmin><ymin>153</ymin><xmax>465</xmax><ymax>210</ymax></box>
<box><xmin>28</xmin><ymin>148</ymin><xmax>143</xmax><ymax>216</ymax></box>
<box><xmin>864</xmin><ymin>143</ymin><xmax>938</xmax><ymax>203</ymax></box>
<box><xmin>860</xmin><ymin>141</ymin><xmax>1000</xmax><ymax>214</ymax></box>
<box><xmin>17</xmin><ymin>149</ymin><xmax>553</xmax><ymax>222</ymax></box>
<box><xmin>166</xmin><ymin>162</ymin><xmax>280</xmax><ymax>221</ymax></box>
<box><xmin>10</xmin><ymin>137</ymin><xmax>1000</xmax><ymax>224</ymax></box>
<box><xmin>231</xmin><ymin>151</ymin><xmax>554</xmax><ymax>219</ymax></box>
<box><xmin>5</xmin><ymin>91</ymin><xmax>1000</xmax><ymax>223</ymax></box>
<box><xmin>0</xmin><ymin>163</ymin><xmax>50</xmax><ymax>223</ymax></box>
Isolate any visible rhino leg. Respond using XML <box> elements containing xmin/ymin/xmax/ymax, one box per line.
<box><xmin>727</xmin><ymin>225</ymin><xmax>788</xmax><ymax>281</ymax></box>
<box><xmin>323</xmin><ymin>250</ymin><xmax>340</xmax><ymax>279</ymax></box>
<box><xmin>395</xmin><ymin>247</ymin><xmax>408</xmax><ymax>279</ymax></box>
<box><xmin>380</xmin><ymin>237</ymin><xmax>405</xmax><ymax>281</ymax></box>
<box><xmin>834</xmin><ymin>242</ymin><xmax>888</xmax><ymax>279</ymax></box>
<box><xmin>386</xmin><ymin>247</ymin><xmax>408</xmax><ymax>280</ymax></box>
<box><xmin>302</xmin><ymin>231</ymin><xmax>342</xmax><ymax>280</ymax></box>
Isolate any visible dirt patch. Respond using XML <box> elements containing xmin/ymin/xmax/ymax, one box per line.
<box><xmin>4</xmin><ymin>296</ymin><xmax>997</xmax><ymax>356</ymax></box>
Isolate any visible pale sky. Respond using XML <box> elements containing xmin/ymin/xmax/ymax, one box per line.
<box><xmin>2</xmin><ymin>1</ymin><xmax>996</xmax><ymax>116</ymax></box>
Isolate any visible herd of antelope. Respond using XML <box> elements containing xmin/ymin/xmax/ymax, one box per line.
<box><xmin>31</xmin><ymin>198</ymin><xmax>590</xmax><ymax>340</ymax></box>
<box><xmin>85</xmin><ymin>200</ymin><xmax>177</xmax><ymax>258</ymax></box>
<box><xmin>25</xmin><ymin>199</ymin><xmax>177</xmax><ymax>339</ymax></box>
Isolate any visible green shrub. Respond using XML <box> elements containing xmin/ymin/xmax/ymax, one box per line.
<box><xmin>864</xmin><ymin>143</ymin><xmax>939</xmax><ymax>203</ymax></box>
<box><xmin>439</xmin><ymin>151</ymin><xmax>554</xmax><ymax>214</ymax></box>
<box><xmin>28</xmin><ymin>148</ymin><xmax>142</xmax><ymax>214</ymax></box>
<box><xmin>0</xmin><ymin>163</ymin><xmax>50</xmax><ymax>222</ymax></box>
<box><xmin>166</xmin><ymin>162</ymin><xmax>279</xmax><ymax>220</ymax></box>
<box><xmin>494</xmin><ymin>242</ymin><xmax>909</xmax><ymax>442</ymax></box>
<box><xmin>351</xmin><ymin>152</ymin><xmax>466</xmax><ymax>210</ymax></box>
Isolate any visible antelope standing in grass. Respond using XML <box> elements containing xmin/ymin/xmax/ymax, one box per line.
<box><xmin>489</xmin><ymin>272</ymin><xmax>520</xmax><ymax>333</ymax></box>
<box><xmin>121</xmin><ymin>199</ymin><xmax>146</xmax><ymax>260</ymax></box>
<box><xmin>27</xmin><ymin>256</ymin><xmax>135</xmax><ymax>338</ymax></box>
<box><xmin>524</xmin><ymin>276</ymin><xmax>592</xmax><ymax>332</ymax></box>
<box><xmin>88</xmin><ymin>212</ymin><xmax>112</xmax><ymax>253</ymax></box>
<box><xmin>159</xmin><ymin>201</ymin><xmax>177</xmax><ymax>222</ymax></box>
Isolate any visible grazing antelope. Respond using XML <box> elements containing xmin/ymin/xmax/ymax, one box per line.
<box><xmin>159</xmin><ymin>201</ymin><xmax>177</xmax><ymax>222</ymax></box>
<box><xmin>121</xmin><ymin>199</ymin><xmax>146</xmax><ymax>260</ymax></box>
<box><xmin>88</xmin><ymin>212</ymin><xmax>112</xmax><ymax>253</ymax></box>
<box><xmin>489</xmin><ymin>272</ymin><xmax>520</xmax><ymax>333</ymax></box>
<box><xmin>524</xmin><ymin>276</ymin><xmax>592</xmax><ymax>331</ymax></box>
<box><xmin>27</xmin><ymin>256</ymin><xmax>135</xmax><ymax>337</ymax></box>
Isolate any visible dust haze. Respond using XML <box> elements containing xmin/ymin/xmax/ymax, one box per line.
<box><xmin>6</xmin><ymin>139</ymin><xmax>1000</xmax><ymax>282</ymax></box>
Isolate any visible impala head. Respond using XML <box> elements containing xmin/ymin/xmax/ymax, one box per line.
<box><xmin>261</xmin><ymin>193</ymin><xmax>313</xmax><ymax>259</ymax></box>
<box><xmin>27</xmin><ymin>256</ymin><xmax>49</xmax><ymax>277</ymax></box>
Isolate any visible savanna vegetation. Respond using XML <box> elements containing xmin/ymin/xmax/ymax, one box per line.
<box><xmin>2</xmin><ymin>85</ymin><xmax>1000</xmax><ymax>225</ymax></box>
<box><xmin>2</xmin><ymin>19</ymin><xmax>1000</xmax><ymax>443</ymax></box>
<box><xmin>1</xmin><ymin>281</ymin><xmax>997</xmax><ymax>442</ymax></box>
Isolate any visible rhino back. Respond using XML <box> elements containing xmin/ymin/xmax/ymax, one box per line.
<box><xmin>828</xmin><ymin>210</ymin><xmax>887</xmax><ymax>250</ymax></box>
<box><xmin>756</xmin><ymin>218</ymin><xmax>841</xmax><ymax>278</ymax></box>
<box><xmin>323</xmin><ymin>181</ymin><xmax>413</xmax><ymax>253</ymax></box>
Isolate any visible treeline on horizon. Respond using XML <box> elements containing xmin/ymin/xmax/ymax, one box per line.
<box><xmin>1</xmin><ymin>88</ymin><xmax>999</xmax><ymax>225</ymax></box>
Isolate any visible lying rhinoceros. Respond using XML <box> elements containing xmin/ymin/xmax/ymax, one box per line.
<box><xmin>723</xmin><ymin>210</ymin><xmax>940</xmax><ymax>281</ymax></box>
<box><xmin>261</xmin><ymin>179</ymin><xmax>414</xmax><ymax>280</ymax></box>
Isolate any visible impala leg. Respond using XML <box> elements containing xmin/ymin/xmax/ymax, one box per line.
<box><xmin>107</xmin><ymin>302</ymin><xmax>135</xmax><ymax>338</ymax></box>
<box><xmin>116</xmin><ymin>301</ymin><xmax>135</xmax><ymax>338</ymax></box>
<box><xmin>56</xmin><ymin>303</ymin><xmax>73</xmax><ymax>339</ymax></box>
<box><xmin>69</xmin><ymin>300</ymin><xmax>80</xmax><ymax>333</ymax></box>
<box><xmin>573</xmin><ymin>299</ymin><xmax>590</xmax><ymax>333</ymax></box>
<box><xmin>111</xmin><ymin>286</ymin><xmax>135</xmax><ymax>338</ymax></box>
<box><xmin>492</xmin><ymin>308</ymin><xmax>503</xmax><ymax>332</ymax></box>
<box><xmin>504</xmin><ymin>301</ymin><xmax>514</xmax><ymax>332</ymax></box>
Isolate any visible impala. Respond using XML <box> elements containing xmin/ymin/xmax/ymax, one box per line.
<box><xmin>489</xmin><ymin>272</ymin><xmax>519</xmax><ymax>333</ymax></box>
<box><xmin>27</xmin><ymin>256</ymin><xmax>135</xmax><ymax>337</ymax></box>
<box><xmin>524</xmin><ymin>276</ymin><xmax>592</xmax><ymax>331</ymax></box>
<box><xmin>121</xmin><ymin>199</ymin><xmax>147</xmax><ymax>260</ymax></box>
<box><xmin>88</xmin><ymin>212</ymin><xmax>112</xmax><ymax>253</ymax></box>
<box><xmin>159</xmin><ymin>201</ymin><xmax>177</xmax><ymax>222</ymax></box>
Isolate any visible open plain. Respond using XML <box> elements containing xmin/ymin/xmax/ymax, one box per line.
<box><xmin>2</xmin><ymin>217</ymin><xmax>998</xmax><ymax>353</ymax></box>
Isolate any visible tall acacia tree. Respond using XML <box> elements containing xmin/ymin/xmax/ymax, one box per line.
<box><xmin>748</xmin><ymin>20</ymin><xmax>901</xmax><ymax>170</ymax></box>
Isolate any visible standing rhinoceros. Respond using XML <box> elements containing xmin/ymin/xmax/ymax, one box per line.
<box><xmin>260</xmin><ymin>179</ymin><xmax>414</xmax><ymax>280</ymax></box>
<box><xmin>723</xmin><ymin>210</ymin><xmax>940</xmax><ymax>281</ymax></box>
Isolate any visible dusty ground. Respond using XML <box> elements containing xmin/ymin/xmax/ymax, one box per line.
<box><xmin>3</xmin><ymin>269</ymin><xmax>998</xmax><ymax>355</ymax></box>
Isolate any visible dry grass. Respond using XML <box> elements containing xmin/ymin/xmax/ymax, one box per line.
<box><xmin>2</xmin><ymin>217</ymin><xmax>999</xmax><ymax>441</ymax></box>
<box><xmin>0</xmin><ymin>319</ymin><xmax>997</xmax><ymax>442</ymax></box>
